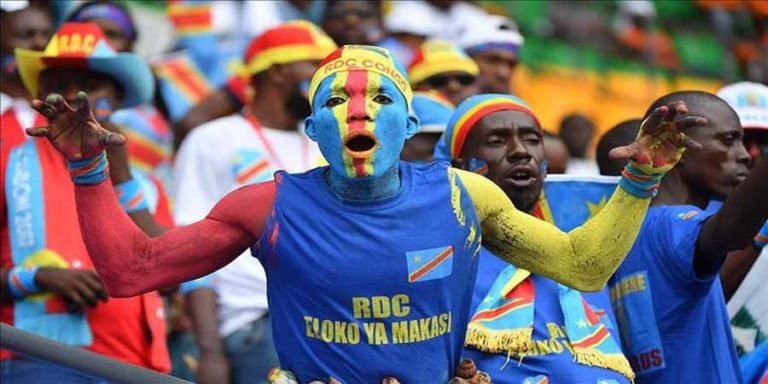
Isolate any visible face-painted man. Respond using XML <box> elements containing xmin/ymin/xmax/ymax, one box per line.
<box><xmin>439</xmin><ymin>95</ymin><xmax>634</xmax><ymax>383</ymax></box>
<box><xmin>28</xmin><ymin>44</ymin><xmax>697</xmax><ymax>382</ymax></box>
<box><xmin>408</xmin><ymin>40</ymin><xmax>480</xmax><ymax>106</ymax></box>
<box><xmin>170</xmin><ymin>20</ymin><xmax>337</xmax><ymax>384</ymax></box>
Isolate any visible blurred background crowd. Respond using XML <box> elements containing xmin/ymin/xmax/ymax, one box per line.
<box><xmin>1</xmin><ymin>0</ymin><xmax>767</xmax><ymax>383</ymax></box>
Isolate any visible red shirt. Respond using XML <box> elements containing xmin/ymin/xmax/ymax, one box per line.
<box><xmin>0</xmin><ymin>108</ymin><xmax>170</xmax><ymax>372</ymax></box>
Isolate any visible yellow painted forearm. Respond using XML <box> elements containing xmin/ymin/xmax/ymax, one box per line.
<box><xmin>454</xmin><ymin>169</ymin><xmax>650</xmax><ymax>291</ymax></box>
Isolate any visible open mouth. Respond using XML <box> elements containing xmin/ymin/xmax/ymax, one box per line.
<box><xmin>343</xmin><ymin>131</ymin><xmax>379</xmax><ymax>159</ymax></box>
<box><xmin>503</xmin><ymin>166</ymin><xmax>538</xmax><ymax>188</ymax></box>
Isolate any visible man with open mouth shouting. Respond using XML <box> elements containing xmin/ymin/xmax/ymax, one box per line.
<box><xmin>26</xmin><ymin>45</ymin><xmax>698</xmax><ymax>382</ymax></box>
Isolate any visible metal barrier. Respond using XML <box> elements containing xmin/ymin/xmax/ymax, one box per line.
<box><xmin>1</xmin><ymin>323</ymin><xmax>190</xmax><ymax>383</ymax></box>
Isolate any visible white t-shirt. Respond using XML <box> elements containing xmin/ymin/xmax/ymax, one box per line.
<box><xmin>173</xmin><ymin>114</ymin><xmax>321</xmax><ymax>336</ymax></box>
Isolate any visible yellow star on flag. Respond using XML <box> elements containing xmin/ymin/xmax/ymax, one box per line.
<box><xmin>586</xmin><ymin>197</ymin><xmax>608</xmax><ymax>219</ymax></box>
<box><xmin>577</xmin><ymin>319</ymin><xmax>588</xmax><ymax>328</ymax></box>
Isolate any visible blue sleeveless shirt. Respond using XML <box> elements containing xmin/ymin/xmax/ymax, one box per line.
<box><xmin>253</xmin><ymin>162</ymin><xmax>481</xmax><ymax>383</ymax></box>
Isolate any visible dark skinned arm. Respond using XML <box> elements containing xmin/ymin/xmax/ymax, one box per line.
<box><xmin>104</xmin><ymin>124</ymin><xmax>168</xmax><ymax>238</ymax></box>
<box><xmin>185</xmin><ymin>288</ymin><xmax>230</xmax><ymax>384</ymax></box>
<box><xmin>719</xmin><ymin>247</ymin><xmax>760</xmax><ymax>300</ymax></box>
<box><xmin>695</xmin><ymin>159</ymin><xmax>768</xmax><ymax>277</ymax></box>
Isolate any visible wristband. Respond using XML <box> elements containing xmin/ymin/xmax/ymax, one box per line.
<box><xmin>754</xmin><ymin>221</ymin><xmax>768</xmax><ymax>251</ymax></box>
<box><xmin>7</xmin><ymin>265</ymin><xmax>40</xmax><ymax>298</ymax></box>
<box><xmin>68</xmin><ymin>151</ymin><xmax>109</xmax><ymax>185</ymax></box>
<box><xmin>619</xmin><ymin>163</ymin><xmax>663</xmax><ymax>199</ymax></box>
<box><xmin>114</xmin><ymin>178</ymin><xmax>149</xmax><ymax>213</ymax></box>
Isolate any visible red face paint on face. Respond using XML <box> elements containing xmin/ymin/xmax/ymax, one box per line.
<box><xmin>311</xmin><ymin>69</ymin><xmax>413</xmax><ymax>181</ymax></box>
<box><xmin>345</xmin><ymin>70</ymin><xmax>374</xmax><ymax>177</ymax></box>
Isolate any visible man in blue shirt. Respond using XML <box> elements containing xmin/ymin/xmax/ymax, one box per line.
<box><xmin>444</xmin><ymin>95</ymin><xmax>634</xmax><ymax>383</ymax></box>
<box><xmin>610</xmin><ymin>91</ymin><xmax>768</xmax><ymax>383</ymax></box>
<box><xmin>26</xmin><ymin>45</ymin><xmax>700</xmax><ymax>382</ymax></box>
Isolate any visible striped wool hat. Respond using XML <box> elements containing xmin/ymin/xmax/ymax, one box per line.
<box><xmin>308</xmin><ymin>45</ymin><xmax>413</xmax><ymax>110</ymax></box>
<box><xmin>408</xmin><ymin>40</ymin><xmax>479</xmax><ymax>86</ymax></box>
<box><xmin>245</xmin><ymin>20</ymin><xmax>337</xmax><ymax>75</ymax></box>
<box><xmin>443</xmin><ymin>94</ymin><xmax>540</xmax><ymax>159</ymax></box>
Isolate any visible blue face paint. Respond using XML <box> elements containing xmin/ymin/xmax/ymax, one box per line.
<box><xmin>305</xmin><ymin>71</ymin><xmax>418</xmax><ymax>200</ymax></box>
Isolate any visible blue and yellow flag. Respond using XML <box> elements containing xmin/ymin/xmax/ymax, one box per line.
<box><xmin>466</xmin><ymin>174</ymin><xmax>634</xmax><ymax>380</ymax></box>
<box><xmin>536</xmin><ymin>174</ymin><xmax>620</xmax><ymax>231</ymax></box>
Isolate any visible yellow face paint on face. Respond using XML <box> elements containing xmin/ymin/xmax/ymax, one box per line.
<box><xmin>330</xmin><ymin>70</ymin><xmax>386</xmax><ymax>178</ymax></box>
<box><xmin>310</xmin><ymin>69</ymin><xmax>414</xmax><ymax>182</ymax></box>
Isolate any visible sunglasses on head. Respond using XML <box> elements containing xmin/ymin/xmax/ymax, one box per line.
<box><xmin>424</xmin><ymin>74</ymin><xmax>476</xmax><ymax>88</ymax></box>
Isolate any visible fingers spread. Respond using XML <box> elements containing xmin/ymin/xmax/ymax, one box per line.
<box><xmin>76</xmin><ymin>91</ymin><xmax>93</xmax><ymax>118</ymax></box>
<box><xmin>47</xmin><ymin>93</ymin><xmax>75</xmax><ymax>114</ymax></box>
<box><xmin>642</xmin><ymin>105</ymin><xmax>668</xmax><ymax>134</ymax></box>
<box><xmin>25</xmin><ymin>126</ymin><xmax>50</xmax><ymax>137</ymax></box>
<box><xmin>608</xmin><ymin>144</ymin><xmax>638</xmax><ymax>161</ymax></box>
<box><xmin>664</xmin><ymin>101</ymin><xmax>687</xmax><ymax>122</ymax></box>
<box><xmin>675</xmin><ymin>116</ymin><xmax>708</xmax><ymax>130</ymax></box>
<box><xmin>99</xmin><ymin>130</ymin><xmax>127</xmax><ymax>147</ymax></box>
<box><xmin>31</xmin><ymin>99</ymin><xmax>58</xmax><ymax>120</ymax></box>
<box><xmin>682</xmin><ymin>134</ymin><xmax>702</xmax><ymax>150</ymax></box>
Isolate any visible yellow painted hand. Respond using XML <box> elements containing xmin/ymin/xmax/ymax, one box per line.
<box><xmin>609</xmin><ymin>102</ymin><xmax>706</xmax><ymax>175</ymax></box>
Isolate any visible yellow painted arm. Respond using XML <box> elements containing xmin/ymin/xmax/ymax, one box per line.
<box><xmin>454</xmin><ymin>169</ymin><xmax>650</xmax><ymax>291</ymax></box>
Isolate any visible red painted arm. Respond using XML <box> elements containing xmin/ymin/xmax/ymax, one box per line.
<box><xmin>75</xmin><ymin>179</ymin><xmax>276</xmax><ymax>297</ymax></box>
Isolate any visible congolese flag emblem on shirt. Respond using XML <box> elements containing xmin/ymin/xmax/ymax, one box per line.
<box><xmin>406</xmin><ymin>246</ymin><xmax>454</xmax><ymax>283</ymax></box>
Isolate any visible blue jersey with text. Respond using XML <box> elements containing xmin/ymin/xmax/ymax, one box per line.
<box><xmin>464</xmin><ymin>250</ymin><xmax>630</xmax><ymax>384</ymax></box>
<box><xmin>253</xmin><ymin>162</ymin><xmax>482</xmax><ymax>383</ymax></box>
<box><xmin>609</xmin><ymin>205</ymin><xmax>742</xmax><ymax>383</ymax></box>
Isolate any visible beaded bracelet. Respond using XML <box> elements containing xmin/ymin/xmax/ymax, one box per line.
<box><xmin>68</xmin><ymin>151</ymin><xmax>109</xmax><ymax>185</ymax></box>
<box><xmin>7</xmin><ymin>265</ymin><xmax>40</xmax><ymax>298</ymax></box>
<box><xmin>114</xmin><ymin>178</ymin><xmax>149</xmax><ymax>213</ymax></box>
<box><xmin>619</xmin><ymin>163</ymin><xmax>664</xmax><ymax>199</ymax></box>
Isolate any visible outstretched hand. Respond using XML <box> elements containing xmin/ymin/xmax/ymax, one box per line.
<box><xmin>609</xmin><ymin>102</ymin><xmax>706</xmax><ymax>175</ymax></box>
<box><xmin>27</xmin><ymin>92</ymin><xmax>125</xmax><ymax>161</ymax></box>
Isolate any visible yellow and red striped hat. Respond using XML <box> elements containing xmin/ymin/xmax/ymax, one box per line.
<box><xmin>244</xmin><ymin>21</ymin><xmax>337</xmax><ymax>75</ymax></box>
<box><xmin>443</xmin><ymin>94</ymin><xmax>540</xmax><ymax>159</ymax></box>
<box><xmin>308</xmin><ymin>45</ymin><xmax>413</xmax><ymax>110</ymax></box>
<box><xmin>408</xmin><ymin>40</ymin><xmax>479</xmax><ymax>86</ymax></box>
